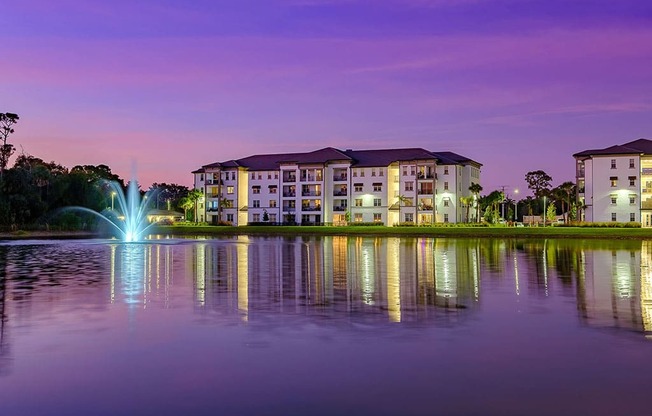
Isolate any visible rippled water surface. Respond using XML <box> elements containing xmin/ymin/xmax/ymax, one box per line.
<box><xmin>1</xmin><ymin>236</ymin><xmax>652</xmax><ymax>415</ymax></box>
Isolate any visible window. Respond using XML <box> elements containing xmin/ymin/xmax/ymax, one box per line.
<box><xmin>371</xmin><ymin>169</ymin><xmax>376</xmax><ymax>177</ymax></box>
<box><xmin>268</xmin><ymin>172</ymin><xmax>272</xmax><ymax>180</ymax></box>
<box><xmin>270</xmin><ymin>200</ymin><xmax>277</xmax><ymax>208</ymax></box>
<box><xmin>373</xmin><ymin>183</ymin><xmax>382</xmax><ymax>192</ymax></box>
<box><xmin>373</xmin><ymin>213</ymin><xmax>382</xmax><ymax>223</ymax></box>
<box><xmin>269</xmin><ymin>186</ymin><xmax>277</xmax><ymax>194</ymax></box>
<box><xmin>610</xmin><ymin>176</ymin><xmax>618</xmax><ymax>187</ymax></box>
<box><xmin>200</xmin><ymin>174</ymin><xmax>204</xmax><ymax>181</ymax></box>
<box><xmin>253</xmin><ymin>214</ymin><xmax>260</xmax><ymax>222</ymax></box>
<box><xmin>270</xmin><ymin>213</ymin><xmax>277</xmax><ymax>222</ymax></box>
<box><xmin>274</xmin><ymin>172</ymin><xmax>279</xmax><ymax>179</ymax></box>
<box><xmin>444</xmin><ymin>182</ymin><xmax>449</xmax><ymax>191</ymax></box>
<box><xmin>630</xmin><ymin>195</ymin><xmax>636</xmax><ymax>205</ymax></box>
<box><xmin>258</xmin><ymin>173</ymin><xmax>262</xmax><ymax>180</ymax></box>
<box><xmin>355</xmin><ymin>198</ymin><xmax>363</xmax><ymax>207</ymax></box>
<box><xmin>253</xmin><ymin>200</ymin><xmax>260</xmax><ymax>208</ymax></box>
<box><xmin>629</xmin><ymin>176</ymin><xmax>636</xmax><ymax>187</ymax></box>
<box><xmin>231</xmin><ymin>172</ymin><xmax>236</xmax><ymax>180</ymax></box>
<box><xmin>444</xmin><ymin>199</ymin><xmax>449</xmax><ymax>207</ymax></box>
<box><xmin>251</xmin><ymin>172</ymin><xmax>255</xmax><ymax>179</ymax></box>
<box><xmin>360</xmin><ymin>169</ymin><xmax>365</xmax><ymax>177</ymax></box>
<box><xmin>611</xmin><ymin>196</ymin><xmax>617</xmax><ymax>205</ymax></box>
<box><xmin>444</xmin><ymin>213</ymin><xmax>449</xmax><ymax>223</ymax></box>
<box><xmin>354</xmin><ymin>183</ymin><xmax>363</xmax><ymax>192</ymax></box>
<box><xmin>354</xmin><ymin>213</ymin><xmax>363</xmax><ymax>222</ymax></box>
<box><xmin>410</xmin><ymin>167</ymin><xmax>416</xmax><ymax>176</ymax></box>
<box><xmin>630</xmin><ymin>159</ymin><xmax>635</xmax><ymax>169</ymax></box>
<box><xmin>611</xmin><ymin>159</ymin><xmax>616</xmax><ymax>169</ymax></box>
<box><xmin>405</xmin><ymin>182</ymin><xmax>414</xmax><ymax>191</ymax></box>
<box><xmin>404</xmin><ymin>213</ymin><xmax>413</xmax><ymax>222</ymax></box>
<box><xmin>402</xmin><ymin>167</ymin><xmax>407</xmax><ymax>176</ymax></box>
<box><xmin>631</xmin><ymin>213</ymin><xmax>636</xmax><ymax>222</ymax></box>
<box><xmin>379</xmin><ymin>169</ymin><xmax>384</xmax><ymax>177</ymax></box>
<box><xmin>612</xmin><ymin>213</ymin><xmax>617</xmax><ymax>222</ymax></box>
<box><xmin>227</xmin><ymin>214</ymin><xmax>234</xmax><ymax>222</ymax></box>
<box><xmin>227</xmin><ymin>186</ymin><xmax>234</xmax><ymax>194</ymax></box>
<box><xmin>353</xmin><ymin>169</ymin><xmax>357</xmax><ymax>177</ymax></box>
<box><xmin>374</xmin><ymin>198</ymin><xmax>382</xmax><ymax>206</ymax></box>
<box><xmin>444</xmin><ymin>167</ymin><xmax>449</xmax><ymax>175</ymax></box>
<box><xmin>252</xmin><ymin>186</ymin><xmax>261</xmax><ymax>194</ymax></box>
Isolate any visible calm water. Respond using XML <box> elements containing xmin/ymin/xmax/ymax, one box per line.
<box><xmin>0</xmin><ymin>236</ymin><xmax>651</xmax><ymax>415</ymax></box>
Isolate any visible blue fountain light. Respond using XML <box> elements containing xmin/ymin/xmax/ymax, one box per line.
<box><xmin>67</xmin><ymin>179</ymin><xmax>158</xmax><ymax>242</ymax></box>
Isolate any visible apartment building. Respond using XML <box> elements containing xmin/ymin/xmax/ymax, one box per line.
<box><xmin>574</xmin><ymin>138</ymin><xmax>652</xmax><ymax>226</ymax></box>
<box><xmin>193</xmin><ymin>147</ymin><xmax>482</xmax><ymax>226</ymax></box>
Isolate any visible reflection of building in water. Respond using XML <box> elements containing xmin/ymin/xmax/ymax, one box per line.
<box><xmin>579</xmin><ymin>244</ymin><xmax>642</xmax><ymax>332</ymax></box>
<box><xmin>640</xmin><ymin>241</ymin><xmax>652</xmax><ymax>335</ymax></box>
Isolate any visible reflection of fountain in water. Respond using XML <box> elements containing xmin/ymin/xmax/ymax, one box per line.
<box><xmin>66</xmin><ymin>179</ymin><xmax>158</xmax><ymax>242</ymax></box>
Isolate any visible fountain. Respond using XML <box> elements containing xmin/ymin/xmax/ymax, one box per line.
<box><xmin>66</xmin><ymin>179</ymin><xmax>158</xmax><ymax>242</ymax></box>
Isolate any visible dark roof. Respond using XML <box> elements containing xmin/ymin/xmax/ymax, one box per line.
<box><xmin>202</xmin><ymin>147</ymin><xmax>479</xmax><ymax>170</ymax></box>
<box><xmin>191</xmin><ymin>168</ymin><xmax>205</xmax><ymax>174</ymax></box>
<box><xmin>343</xmin><ymin>148</ymin><xmax>435</xmax><ymax>167</ymax></box>
<box><xmin>573</xmin><ymin>139</ymin><xmax>652</xmax><ymax>158</ymax></box>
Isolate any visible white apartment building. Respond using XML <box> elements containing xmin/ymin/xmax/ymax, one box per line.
<box><xmin>574</xmin><ymin>138</ymin><xmax>652</xmax><ymax>226</ymax></box>
<box><xmin>193</xmin><ymin>147</ymin><xmax>482</xmax><ymax>226</ymax></box>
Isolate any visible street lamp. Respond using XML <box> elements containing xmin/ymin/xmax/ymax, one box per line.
<box><xmin>514</xmin><ymin>189</ymin><xmax>519</xmax><ymax>222</ymax></box>
<box><xmin>111</xmin><ymin>191</ymin><xmax>116</xmax><ymax>211</ymax></box>
<box><xmin>543</xmin><ymin>195</ymin><xmax>547</xmax><ymax>227</ymax></box>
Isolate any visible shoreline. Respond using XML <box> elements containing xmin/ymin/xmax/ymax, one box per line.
<box><xmin>3</xmin><ymin>225</ymin><xmax>652</xmax><ymax>241</ymax></box>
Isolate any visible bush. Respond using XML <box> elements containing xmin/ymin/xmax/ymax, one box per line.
<box><xmin>558</xmin><ymin>221</ymin><xmax>642</xmax><ymax>228</ymax></box>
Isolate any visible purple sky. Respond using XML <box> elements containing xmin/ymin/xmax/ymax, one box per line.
<box><xmin>2</xmin><ymin>0</ymin><xmax>651</xmax><ymax>196</ymax></box>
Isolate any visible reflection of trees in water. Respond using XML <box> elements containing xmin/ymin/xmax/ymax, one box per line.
<box><xmin>0</xmin><ymin>247</ymin><xmax>10</xmax><ymax>376</ymax></box>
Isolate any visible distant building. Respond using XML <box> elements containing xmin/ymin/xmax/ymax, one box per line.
<box><xmin>192</xmin><ymin>147</ymin><xmax>482</xmax><ymax>226</ymax></box>
<box><xmin>574</xmin><ymin>138</ymin><xmax>652</xmax><ymax>226</ymax></box>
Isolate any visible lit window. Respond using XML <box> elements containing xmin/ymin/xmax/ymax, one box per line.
<box><xmin>270</xmin><ymin>200</ymin><xmax>277</xmax><ymax>208</ymax></box>
<box><xmin>227</xmin><ymin>186</ymin><xmax>234</xmax><ymax>194</ymax></box>
<box><xmin>355</xmin><ymin>198</ymin><xmax>363</xmax><ymax>207</ymax></box>
<box><xmin>373</xmin><ymin>213</ymin><xmax>382</xmax><ymax>223</ymax></box>
<box><xmin>354</xmin><ymin>213</ymin><xmax>363</xmax><ymax>222</ymax></box>
<box><xmin>610</xmin><ymin>176</ymin><xmax>618</xmax><ymax>187</ymax></box>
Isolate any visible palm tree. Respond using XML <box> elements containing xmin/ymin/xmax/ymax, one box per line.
<box><xmin>188</xmin><ymin>188</ymin><xmax>203</xmax><ymax>224</ymax></box>
<box><xmin>178</xmin><ymin>196</ymin><xmax>193</xmax><ymax>221</ymax></box>
<box><xmin>469</xmin><ymin>182</ymin><xmax>483</xmax><ymax>222</ymax></box>
<box><xmin>460</xmin><ymin>196</ymin><xmax>474</xmax><ymax>223</ymax></box>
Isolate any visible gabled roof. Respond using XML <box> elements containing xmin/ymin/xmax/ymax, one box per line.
<box><xmin>573</xmin><ymin>139</ymin><xmax>652</xmax><ymax>158</ymax></box>
<box><xmin>343</xmin><ymin>148</ymin><xmax>436</xmax><ymax>167</ymax></box>
<box><xmin>431</xmin><ymin>151</ymin><xmax>483</xmax><ymax>167</ymax></box>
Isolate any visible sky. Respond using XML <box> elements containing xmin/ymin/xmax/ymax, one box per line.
<box><xmin>2</xmin><ymin>0</ymin><xmax>651</xmax><ymax>196</ymax></box>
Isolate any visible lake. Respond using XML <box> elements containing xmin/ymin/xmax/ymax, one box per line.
<box><xmin>0</xmin><ymin>236</ymin><xmax>651</xmax><ymax>415</ymax></box>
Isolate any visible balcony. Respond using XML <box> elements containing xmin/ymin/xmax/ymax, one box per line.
<box><xmin>282</xmin><ymin>205</ymin><xmax>296</xmax><ymax>212</ymax></box>
<box><xmin>302</xmin><ymin>206</ymin><xmax>322</xmax><ymax>212</ymax></box>
<box><xmin>333</xmin><ymin>206</ymin><xmax>347</xmax><ymax>212</ymax></box>
<box><xmin>333</xmin><ymin>174</ymin><xmax>348</xmax><ymax>182</ymax></box>
<box><xmin>300</xmin><ymin>175</ymin><xmax>322</xmax><ymax>182</ymax></box>
<box><xmin>283</xmin><ymin>192</ymin><xmax>296</xmax><ymax>197</ymax></box>
<box><xmin>418</xmin><ymin>189</ymin><xmax>434</xmax><ymax>195</ymax></box>
<box><xmin>418</xmin><ymin>205</ymin><xmax>433</xmax><ymax>211</ymax></box>
<box><xmin>333</xmin><ymin>190</ymin><xmax>347</xmax><ymax>196</ymax></box>
<box><xmin>301</xmin><ymin>191</ymin><xmax>322</xmax><ymax>197</ymax></box>
<box><xmin>283</xmin><ymin>175</ymin><xmax>296</xmax><ymax>183</ymax></box>
<box><xmin>417</xmin><ymin>173</ymin><xmax>435</xmax><ymax>179</ymax></box>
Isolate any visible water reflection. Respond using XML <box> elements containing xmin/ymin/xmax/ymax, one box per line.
<box><xmin>0</xmin><ymin>237</ymin><xmax>650</xmax><ymax>333</ymax></box>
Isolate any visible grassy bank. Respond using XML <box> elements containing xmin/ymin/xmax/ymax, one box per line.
<box><xmin>154</xmin><ymin>224</ymin><xmax>652</xmax><ymax>240</ymax></box>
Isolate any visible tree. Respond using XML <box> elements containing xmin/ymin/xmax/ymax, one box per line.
<box><xmin>525</xmin><ymin>170</ymin><xmax>552</xmax><ymax>199</ymax></box>
<box><xmin>178</xmin><ymin>197</ymin><xmax>193</xmax><ymax>221</ymax></box>
<box><xmin>460</xmin><ymin>195</ymin><xmax>474</xmax><ymax>223</ymax></box>
<box><xmin>469</xmin><ymin>182</ymin><xmax>483</xmax><ymax>222</ymax></box>
<box><xmin>546</xmin><ymin>203</ymin><xmax>557</xmax><ymax>224</ymax></box>
<box><xmin>0</xmin><ymin>113</ymin><xmax>19</xmax><ymax>179</ymax></box>
<box><xmin>188</xmin><ymin>188</ymin><xmax>203</xmax><ymax>224</ymax></box>
<box><xmin>149</xmin><ymin>182</ymin><xmax>189</xmax><ymax>211</ymax></box>
<box><xmin>556</xmin><ymin>181</ymin><xmax>576</xmax><ymax>223</ymax></box>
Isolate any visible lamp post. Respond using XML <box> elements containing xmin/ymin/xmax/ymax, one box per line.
<box><xmin>111</xmin><ymin>191</ymin><xmax>116</xmax><ymax>211</ymax></box>
<box><xmin>543</xmin><ymin>195</ymin><xmax>547</xmax><ymax>227</ymax></box>
<box><xmin>514</xmin><ymin>189</ymin><xmax>519</xmax><ymax>222</ymax></box>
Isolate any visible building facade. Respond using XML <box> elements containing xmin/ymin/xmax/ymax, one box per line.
<box><xmin>574</xmin><ymin>138</ymin><xmax>652</xmax><ymax>226</ymax></box>
<box><xmin>193</xmin><ymin>147</ymin><xmax>482</xmax><ymax>226</ymax></box>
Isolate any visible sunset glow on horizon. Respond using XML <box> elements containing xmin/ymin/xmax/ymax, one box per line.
<box><xmin>2</xmin><ymin>0</ymin><xmax>651</xmax><ymax>194</ymax></box>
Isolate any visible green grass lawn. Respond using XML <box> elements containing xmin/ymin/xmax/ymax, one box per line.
<box><xmin>155</xmin><ymin>224</ymin><xmax>652</xmax><ymax>239</ymax></box>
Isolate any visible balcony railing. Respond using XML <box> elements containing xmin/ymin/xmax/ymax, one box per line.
<box><xmin>302</xmin><ymin>191</ymin><xmax>322</xmax><ymax>196</ymax></box>
<box><xmin>333</xmin><ymin>175</ymin><xmax>348</xmax><ymax>182</ymax></box>
<box><xmin>418</xmin><ymin>205</ymin><xmax>433</xmax><ymax>211</ymax></box>
<box><xmin>300</xmin><ymin>175</ymin><xmax>322</xmax><ymax>182</ymax></box>
<box><xmin>418</xmin><ymin>189</ymin><xmax>434</xmax><ymax>195</ymax></box>
<box><xmin>282</xmin><ymin>206</ymin><xmax>296</xmax><ymax>212</ymax></box>
<box><xmin>283</xmin><ymin>192</ymin><xmax>296</xmax><ymax>197</ymax></box>
<box><xmin>333</xmin><ymin>190</ymin><xmax>347</xmax><ymax>196</ymax></box>
<box><xmin>302</xmin><ymin>206</ymin><xmax>322</xmax><ymax>212</ymax></box>
<box><xmin>283</xmin><ymin>176</ymin><xmax>296</xmax><ymax>183</ymax></box>
<box><xmin>333</xmin><ymin>206</ymin><xmax>347</xmax><ymax>211</ymax></box>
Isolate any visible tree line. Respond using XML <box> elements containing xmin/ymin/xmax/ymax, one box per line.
<box><xmin>0</xmin><ymin>112</ymin><xmax>200</xmax><ymax>231</ymax></box>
